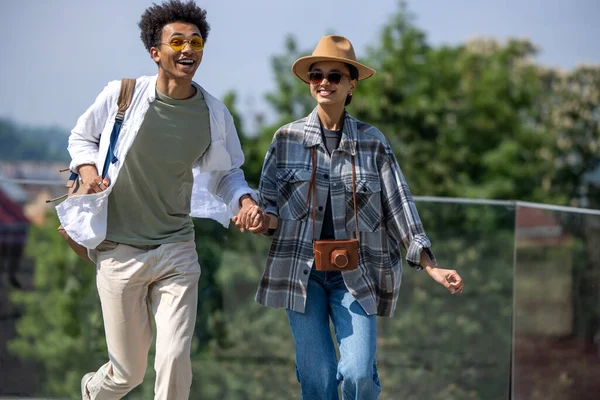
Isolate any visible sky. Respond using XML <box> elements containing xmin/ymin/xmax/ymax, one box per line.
<box><xmin>0</xmin><ymin>0</ymin><xmax>599</xmax><ymax>133</ymax></box>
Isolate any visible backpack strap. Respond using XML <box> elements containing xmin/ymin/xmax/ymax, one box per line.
<box><xmin>101</xmin><ymin>78</ymin><xmax>136</xmax><ymax>178</ymax></box>
<box><xmin>116</xmin><ymin>78</ymin><xmax>136</xmax><ymax>120</ymax></box>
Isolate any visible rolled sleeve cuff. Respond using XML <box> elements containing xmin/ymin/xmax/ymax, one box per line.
<box><xmin>263</xmin><ymin>205</ymin><xmax>278</xmax><ymax>217</ymax></box>
<box><xmin>69</xmin><ymin>153</ymin><xmax>99</xmax><ymax>174</ymax></box>
<box><xmin>406</xmin><ymin>234</ymin><xmax>437</xmax><ymax>270</ymax></box>
<box><xmin>262</xmin><ymin>207</ymin><xmax>279</xmax><ymax>237</ymax></box>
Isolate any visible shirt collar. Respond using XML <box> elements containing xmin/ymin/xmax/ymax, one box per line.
<box><xmin>302</xmin><ymin>107</ymin><xmax>357</xmax><ymax>155</ymax></box>
<box><xmin>146</xmin><ymin>75</ymin><xmax>207</xmax><ymax>104</ymax></box>
<box><xmin>146</xmin><ymin>75</ymin><xmax>159</xmax><ymax>102</ymax></box>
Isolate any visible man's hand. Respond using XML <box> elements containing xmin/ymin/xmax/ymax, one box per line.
<box><xmin>233</xmin><ymin>195</ymin><xmax>268</xmax><ymax>233</ymax></box>
<box><xmin>425</xmin><ymin>266</ymin><xmax>464</xmax><ymax>294</ymax></box>
<box><xmin>233</xmin><ymin>212</ymin><xmax>278</xmax><ymax>235</ymax></box>
<box><xmin>77</xmin><ymin>164</ymin><xmax>110</xmax><ymax>194</ymax></box>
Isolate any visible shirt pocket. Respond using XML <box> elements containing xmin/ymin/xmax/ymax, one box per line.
<box><xmin>344</xmin><ymin>175</ymin><xmax>382</xmax><ymax>232</ymax></box>
<box><xmin>277</xmin><ymin>168</ymin><xmax>312</xmax><ymax>220</ymax></box>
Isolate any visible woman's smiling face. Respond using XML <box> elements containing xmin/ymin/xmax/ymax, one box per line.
<box><xmin>308</xmin><ymin>61</ymin><xmax>356</xmax><ymax>108</ymax></box>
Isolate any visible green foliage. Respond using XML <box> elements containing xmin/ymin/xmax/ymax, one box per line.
<box><xmin>377</xmin><ymin>202</ymin><xmax>514</xmax><ymax>399</ymax></box>
<box><xmin>539</xmin><ymin>66</ymin><xmax>600</xmax><ymax>207</ymax></box>
<box><xmin>190</xmin><ymin>230</ymin><xmax>300</xmax><ymax>399</ymax></box>
<box><xmin>231</xmin><ymin>35</ymin><xmax>316</xmax><ymax>187</ymax></box>
<box><xmin>9</xmin><ymin>214</ymin><xmax>105</xmax><ymax>398</ymax></box>
<box><xmin>0</xmin><ymin>118</ymin><xmax>69</xmax><ymax>161</ymax></box>
<box><xmin>264</xmin><ymin>35</ymin><xmax>315</xmax><ymax>125</ymax></box>
<box><xmin>192</xmin><ymin>218</ymin><xmax>233</xmax><ymax>351</ymax></box>
<box><xmin>7</xmin><ymin>1</ymin><xmax>600</xmax><ymax>399</ymax></box>
<box><xmin>222</xmin><ymin>91</ymin><xmax>263</xmax><ymax>187</ymax></box>
<box><xmin>350</xmin><ymin>7</ymin><xmax>553</xmax><ymax>204</ymax></box>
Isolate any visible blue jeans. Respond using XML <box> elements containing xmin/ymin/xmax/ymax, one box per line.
<box><xmin>286</xmin><ymin>269</ymin><xmax>381</xmax><ymax>400</ymax></box>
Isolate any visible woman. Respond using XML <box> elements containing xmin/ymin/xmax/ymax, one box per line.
<box><xmin>236</xmin><ymin>35</ymin><xmax>464</xmax><ymax>400</ymax></box>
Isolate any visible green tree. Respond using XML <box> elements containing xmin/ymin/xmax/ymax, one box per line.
<box><xmin>234</xmin><ymin>35</ymin><xmax>315</xmax><ymax>186</ymax></box>
<box><xmin>9</xmin><ymin>1</ymin><xmax>600</xmax><ymax>398</ymax></box>
<box><xmin>351</xmin><ymin>4</ymin><xmax>551</xmax><ymax>204</ymax></box>
<box><xmin>9</xmin><ymin>215</ymin><xmax>106</xmax><ymax>398</ymax></box>
<box><xmin>539</xmin><ymin>65</ymin><xmax>600</xmax><ymax>349</ymax></box>
<box><xmin>0</xmin><ymin>118</ymin><xmax>69</xmax><ymax>161</ymax></box>
<box><xmin>540</xmin><ymin>65</ymin><xmax>600</xmax><ymax>207</ymax></box>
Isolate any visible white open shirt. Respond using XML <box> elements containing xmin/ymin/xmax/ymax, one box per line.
<box><xmin>56</xmin><ymin>75</ymin><xmax>255</xmax><ymax>249</ymax></box>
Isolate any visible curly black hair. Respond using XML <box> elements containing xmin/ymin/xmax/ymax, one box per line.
<box><xmin>138</xmin><ymin>0</ymin><xmax>211</xmax><ymax>52</ymax></box>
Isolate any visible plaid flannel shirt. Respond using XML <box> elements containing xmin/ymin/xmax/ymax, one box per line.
<box><xmin>255</xmin><ymin>108</ymin><xmax>436</xmax><ymax>317</ymax></box>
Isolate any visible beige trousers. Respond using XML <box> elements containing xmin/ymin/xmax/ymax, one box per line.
<box><xmin>84</xmin><ymin>240</ymin><xmax>201</xmax><ymax>400</ymax></box>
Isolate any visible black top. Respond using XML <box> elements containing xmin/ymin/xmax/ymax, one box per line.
<box><xmin>320</xmin><ymin>127</ymin><xmax>342</xmax><ymax>240</ymax></box>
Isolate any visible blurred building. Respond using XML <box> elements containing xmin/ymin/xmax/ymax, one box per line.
<box><xmin>0</xmin><ymin>185</ymin><xmax>29</xmax><ymax>288</ymax></box>
<box><xmin>0</xmin><ymin>162</ymin><xmax>66</xmax><ymax>225</ymax></box>
<box><xmin>0</xmin><ymin>184</ymin><xmax>38</xmax><ymax>396</ymax></box>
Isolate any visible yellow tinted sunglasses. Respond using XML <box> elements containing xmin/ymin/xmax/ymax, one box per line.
<box><xmin>162</xmin><ymin>36</ymin><xmax>205</xmax><ymax>52</ymax></box>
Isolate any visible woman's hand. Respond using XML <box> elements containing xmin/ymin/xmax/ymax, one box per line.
<box><xmin>232</xmin><ymin>207</ymin><xmax>276</xmax><ymax>235</ymax></box>
<box><xmin>251</xmin><ymin>213</ymin><xmax>278</xmax><ymax>234</ymax></box>
<box><xmin>425</xmin><ymin>266</ymin><xmax>464</xmax><ymax>294</ymax></box>
<box><xmin>233</xmin><ymin>196</ymin><xmax>268</xmax><ymax>233</ymax></box>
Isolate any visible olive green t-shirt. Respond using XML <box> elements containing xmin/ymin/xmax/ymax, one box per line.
<box><xmin>106</xmin><ymin>86</ymin><xmax>211</xmax><ymax>245</ymax></box>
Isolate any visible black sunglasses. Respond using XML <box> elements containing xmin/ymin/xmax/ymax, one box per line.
<box><xmin>307</xmin><ymin>70</ymin><xmax>350</xmax><ymax>85</ymax></box>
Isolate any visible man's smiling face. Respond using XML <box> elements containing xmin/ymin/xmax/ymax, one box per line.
<box><xmin>151</xmin><ymin>21</ymin><xmax>204</xmax><ymax>80</ymax></box>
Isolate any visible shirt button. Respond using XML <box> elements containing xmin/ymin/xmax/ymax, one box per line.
<box><xmin>333</xmin><ymin>183</ymin><xmax>338</xmax><ymax>187</ymax></box>
<box><xmin>324</xmin><ymin>174</ymin><xmax>329</xmax><ymax>179</ymax></box>
<box><xmin>318</xmin><ymin>206</ymin><xmax>324</xmax><ymax>211</ymax></box>
<box><xmin>303</xmin><ymin>269</ymin><xmax>309</xmax><ymax>275</ymax></box>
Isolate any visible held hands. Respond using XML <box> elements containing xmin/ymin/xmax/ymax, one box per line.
<box><xmin>232</xmin><ymin>195</ymin><xmax>269</xmax><ymax>234</ymax></box>
<box><xmin>425</xmin><ymin>266</ymin><xmax>464</xmax><ymax>294</ymax></box>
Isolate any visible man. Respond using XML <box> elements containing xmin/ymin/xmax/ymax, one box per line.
<box><xmin>56</xmin><ymin>1</ymin><xmax>265</xmax><ymax>398</ymax></box>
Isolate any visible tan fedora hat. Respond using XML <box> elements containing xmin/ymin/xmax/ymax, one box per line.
<box><xmin>292</xmin><ymin>35</ymin><xmax>376</xmax><ymax>83</ymax></box>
